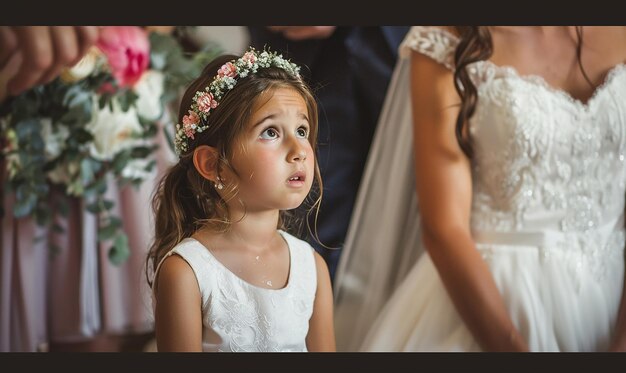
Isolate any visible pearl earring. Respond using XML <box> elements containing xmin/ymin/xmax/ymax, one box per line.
<box><xmin>215</xmin><ymin>177</ymin><xmax>224</xmax><ymax>190</ymax></box>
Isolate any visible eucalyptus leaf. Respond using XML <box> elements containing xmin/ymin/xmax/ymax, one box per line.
<box><xmin>98</xmin><ymin>223</ymin><xmax>117</xmax><ymax>242</ymax></box>
<box><xmin>86</xmin><ymin>199</ymin><xmax>114</xmax><ymax>213</ymax></box>
<box><xmin>83</xmin><ymin>177</ymin><xmax>107</xmax><ymax>198</ymax></box>
<box><xmin>15</xmin><ymin>118</ymin><xmax>40</xmax><ymax>138</ymax></box>
<box><xmin>109</xmin><ymin>233</ymin><xmax>130</xmax><ymax>266</ymax></box>
<box><xmin>150</xmin><ymin>53</ymin><xmax>167</xmax><ymax>70</ymax></box>
<box><xmin>13</xmin><ymin>193</ymin><xmax>37</xmax><ymax>217</ymax></box>
<box><xmin>80</xmin><ymin>158</ymin><xmax>95</xmax><ymax>185</ymax></box>
<box><xmin>130</xmin><ymin>145</ymin><xmax>157</xmax><ymax>159</ymax></box>
<box><xmin>34</xmin><ymin>205</ymin><xmax>51</xmax><ymax>225</ymax></box>
<box><xmin>72</xmin><ymin>128</ymin><xmax>94</xmax><ymax>143</ymax></box>
<box><xmin>63</xmin><ymin>85</ymin><xmax>92</xmax><ymax>107</ymax></box>
<box><xmin>112</xmin><ymin>150</ymin><xmax>132</xmax><ymax>174</ymax></box>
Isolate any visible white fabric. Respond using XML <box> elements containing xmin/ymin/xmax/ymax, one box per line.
<box><xmin>334</xmin><ymin>26</ymin><xmax>626</xmax><ymax>352</ymax></box>
<box><xmin>153</xmin><ymin>230</ymin><xmax>317</xmax><ymax>352</ymax></box>
<box><xmin>333</xmin><ymin>43</ymin><xmax>423</xmax><ymax>351</ymax></box>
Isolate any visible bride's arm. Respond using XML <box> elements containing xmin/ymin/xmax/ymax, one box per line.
<box><xmin>409</xmin><ymin>50</ymin><xmax>529</xmax><ymax>352</ymax></box>
<box><xmin>609</xmin><ymin>284</ymin><xmax>626</xmax><ymax>351</ymax></box>
<box><xmin>608</xmin><ymin>27</ymin><xmax>626</xmax><ymax>353</ymax></box>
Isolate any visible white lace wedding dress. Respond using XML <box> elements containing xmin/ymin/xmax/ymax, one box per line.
<box><xmin>333</xmin><ymin>26</ymin><xmax>626</xmax><ymax>351</ymax></box>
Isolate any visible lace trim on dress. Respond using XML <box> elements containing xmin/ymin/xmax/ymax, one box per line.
<box><xmin>399</xmin><ymin>26</ymin><xmax>459</xmax><ymax>70</ymax></box>
<box><xmin>471</xmin><ymin>61</ymin><xmax>626</xmax><ymax>110</ymax></box>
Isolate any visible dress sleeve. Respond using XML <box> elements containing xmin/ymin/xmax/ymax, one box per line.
<box><xmin>399</xmin><ymin>26</ymin><xmax>460</xmax><ymax>71</ymax></box>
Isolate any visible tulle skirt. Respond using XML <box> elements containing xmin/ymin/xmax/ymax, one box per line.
<box><xmin>360</xmin><ymin>238</ymin><xmax>624</xmax><ymax>352</ymax></box>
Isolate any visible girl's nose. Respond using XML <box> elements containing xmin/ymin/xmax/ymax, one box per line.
<box><xmin>289</xmin><ymin>141</ymin><xmax>307</xmax><ymax>162</ymax></box>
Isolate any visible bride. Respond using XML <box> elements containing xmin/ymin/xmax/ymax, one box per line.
<box><xmin>333</xmin><ymin>26</ymin><xmax>626</xmax><ymax>351</ymax></box>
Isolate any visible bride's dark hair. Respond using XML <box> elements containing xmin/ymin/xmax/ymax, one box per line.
<box><xmin>452</xmin><ymin>26</ymin><xmax>592</xmax><ymax>159</ymax></box>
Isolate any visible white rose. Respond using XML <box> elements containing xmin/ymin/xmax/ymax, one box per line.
<box><xmin>60</xmin><ymin>47</ymin><xmax>101</xmax><ymax>83</ymax></box>
<box><xmin>40</xmin><ymin>118</ymin><xmax>69</xmax><ymax>160</ymax></box>
<box><xmin>133</xmin><ymin>70</ymin><xmax>165</xmax><ymax>121</ymax></box>
<box><xmin>86</xmin><ymin>98</ymin><xmax>143</xmax><ymax>161</ymax></box>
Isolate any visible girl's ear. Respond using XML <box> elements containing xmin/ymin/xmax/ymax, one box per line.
<box><xmin>193</xmin><ymin>145</ymin><xmax>220</xmax><ymax>182</ymax></box>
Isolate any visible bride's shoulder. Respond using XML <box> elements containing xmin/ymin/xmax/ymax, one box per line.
<box><xmin>574</xmin><ymin>27</ymin><xmax>626</xmax><ymax>65</ymax></box>
<box><xmin>400</xmin><ymin>26</ymin><xmax>460</xmax><ymax>70</ymax></box>
<box><xmin>404</xmin><ymin>26</ymin><xmax>460</xmax><ymax>41</ymax></box>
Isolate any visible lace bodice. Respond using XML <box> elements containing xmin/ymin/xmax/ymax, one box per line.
<box><xmin>153</xmin><ymin>230</ymin><xmax>317</xmax><ymax>352</ymax></box>
<box><xmin>402</xmin><ymin>26</ymin><xmax>626</xmax><ymax>279</ymax></box>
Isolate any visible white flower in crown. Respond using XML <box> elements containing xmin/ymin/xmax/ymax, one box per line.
<box><xmin>173</xmin><ymin>47</ymin><xmax>302</xmax><ymax>155</ymax></box>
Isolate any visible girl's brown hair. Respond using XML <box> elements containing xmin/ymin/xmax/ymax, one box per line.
<box><xmin>145</xmin><ymin>54</ymin><xmax>322</xmax><ymax>287</ymax></box>
<box><xmin>452</xmin><ymin>26</ymin><xmax>592</xmax><ymax>158</ymax></box>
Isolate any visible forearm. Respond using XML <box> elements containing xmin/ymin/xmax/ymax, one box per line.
<box><xmin>609</xmin><ymin>269</ymin><xmax>626</xmax><ymax>351</ymax></box>
<box><xmin>423</xmin><ymin>226</ymin><xmax>529</xmax><ymax>352</ymax></box>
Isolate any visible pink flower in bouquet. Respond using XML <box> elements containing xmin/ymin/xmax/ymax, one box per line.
<box><xmin>96</xmin><ymin>26</ymin><xmax>150</xmax><ymax>88</ymax></box>
<box><xmin>97</xmin><ymin>82</ymin><xmax>117</xmax><ymax>95</ymax></box>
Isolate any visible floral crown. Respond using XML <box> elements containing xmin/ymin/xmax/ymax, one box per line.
<box><xmin>174</xmin><ymin>47</ymin><xmax>302</xmax><ymax>155</ymax></box>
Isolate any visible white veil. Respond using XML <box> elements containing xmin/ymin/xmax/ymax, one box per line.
<box><xmin>333</xmin><ymin>55</ymin><xmax>426</xmax><ymax>351</ymax></box>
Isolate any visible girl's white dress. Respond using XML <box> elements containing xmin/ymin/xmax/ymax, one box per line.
<box><xmin>153</xmin><ymin>229</ymin><xmax>317</xmax><ymax>352</ymax></box>
<box><xmin>333</xmin><ymin>26</ymin><xmax>626</xmax><ymax>351</ymax></box>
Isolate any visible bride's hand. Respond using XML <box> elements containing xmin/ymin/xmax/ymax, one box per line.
<box><xmin>608</xmin><ymin>340</ymin><xmax>626</xmax><ymax>352</ymax></box>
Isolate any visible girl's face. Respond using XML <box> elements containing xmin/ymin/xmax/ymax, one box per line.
<box><xmin>226</xmin><ymin>87</ymin><xmax>315</xmax><ymax>213</ymax></box>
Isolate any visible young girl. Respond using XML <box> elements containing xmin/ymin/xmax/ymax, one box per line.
<box><xmin>145</xmin><ymin>48</ymin><xmax>336</xmax><ymax>352</ymax></box>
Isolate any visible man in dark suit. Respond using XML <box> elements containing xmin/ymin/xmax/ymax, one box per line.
<box><xmin>248</xmin><ymin>26</ymin><xmax>410</xmax><ymax>283</ymax></box>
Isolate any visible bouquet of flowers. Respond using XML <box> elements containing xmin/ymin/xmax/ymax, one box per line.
<box><xmin>0</xmin><ymin>26</ymin><xmax>221</xmax><ymax>264</ymax></box>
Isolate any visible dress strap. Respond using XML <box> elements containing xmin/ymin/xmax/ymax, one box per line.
<box><xmin>399</xmin><ymin>26</ymin><xmax>460</xmax><ymax>71</ymax></box>
<box><xmin>151</xmin><ymin>238</ymin><xmax>213</xmax><ymax>310</ymax></box>
<box><xmin>277</xmin><ymin>230</ymin><xmax>317</xmax><ymax>295</ymax></box>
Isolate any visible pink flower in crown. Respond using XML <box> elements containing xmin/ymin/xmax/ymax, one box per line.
<box><xmin>183</xmin><ymin>110</ymin><xmax>200</xmax><ymax>126</ymax></box>
<box><xmin>182</xmin><ymin>110</ymin><xmax>200</xmax><ymax>139</ymax></box>
<box><xmin>242</xmin><ymin>51</ymin><xmax>257</xmax><ymax>65</ymax></box>
<box><xmin>196</xmin><ymin>92</ymin><xmax>218</xmax><ymax>113</ymax></box>
<box><xmin>217</xmin><ymin>62</ymin><xmax>237</xmax><ymax>78</ymax></box>
<box><xmin>96</xmin><ymin>26</ymin><xmax>150</xmax><ymax>88</ymax></box>
<box><xmin>183</xmin><ymin>125</ymin><xmax>195</xmax><ymax>139</ymax></box>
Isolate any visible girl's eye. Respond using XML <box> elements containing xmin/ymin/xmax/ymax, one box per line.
<box><xmin>260</xmin><ymin>128</ymin><xmax>279</xmax><ymax>140</ymax></box>
<box><xmin>296</xmin><ymin>127</ymin><xmax>309</xmax><ymax>138</ymax></box>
